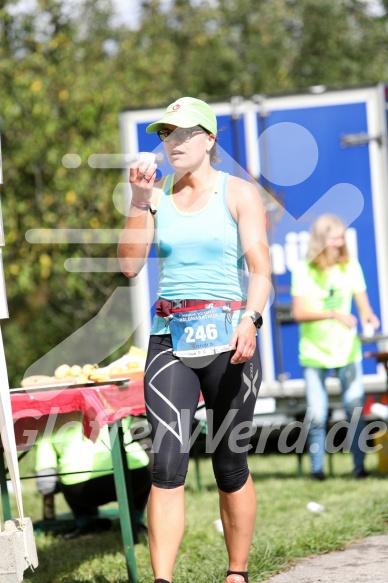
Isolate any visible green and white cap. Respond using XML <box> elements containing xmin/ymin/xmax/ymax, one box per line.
<box><xmin>146</xmin><ymin>97</ymin><xmax>217</xmax><ymax>135</ymax></box>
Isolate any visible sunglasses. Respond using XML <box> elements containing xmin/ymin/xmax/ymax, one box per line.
<box><xmin>157</xmin><ymin>126</ymin><xmax>206</xmax><ymax>142</ymax></box>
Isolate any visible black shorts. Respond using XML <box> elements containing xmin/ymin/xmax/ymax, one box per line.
<box><xmin>144</xmin><ymin>335</ymin><xmax>262</xmax><ymax>493</ymax></box>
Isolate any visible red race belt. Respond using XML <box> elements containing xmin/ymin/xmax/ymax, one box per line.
<box><xmin>156</xmin><ymin>299</ymin><xmax>247</xmax><ymax>318</ymax></box>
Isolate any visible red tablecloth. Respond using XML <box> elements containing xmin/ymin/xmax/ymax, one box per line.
<box><xmin>9</xmin><ymin>381</ymin><xmax>146</xmax><ymax>448</ymax></box>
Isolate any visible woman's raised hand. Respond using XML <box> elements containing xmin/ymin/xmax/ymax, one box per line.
<box><xmin>129</xmin><ymin>160</ymin><xmax>158</xmax><ymax>202</ymax></box>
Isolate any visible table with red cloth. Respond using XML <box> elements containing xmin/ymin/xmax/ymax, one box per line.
<box><xmin>10</xmin><ymin>380</ymin><xmax>146</xmax><ymax>446</ymax></box>
<box><xmin>1</xmin><ymin>380</ymin><xmax>147</xmax><ymax>583</ymax></box>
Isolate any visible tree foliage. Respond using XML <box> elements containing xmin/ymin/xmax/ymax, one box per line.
<box><xmin>1</xmin><ymin>0</ymin><xmax>388</xmax><ymax>385</ymax></box>
<box><xmin>1</xmin><ymin>0</ymin><xmax>130</xmax><ymax>384</ymax></box>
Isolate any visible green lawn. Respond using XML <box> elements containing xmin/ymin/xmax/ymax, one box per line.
<box><xmin>6</xmin><ymin>449</ymin><xmax>388</xmax><ymax>583</ymax></box>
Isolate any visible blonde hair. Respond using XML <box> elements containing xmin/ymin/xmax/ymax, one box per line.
<box><xmin>308</xmin><ymin>214</ymin><xmax>349</xmax><ymax>270</ymax></box>
<box><xmin>200</xmin><ymin>126</ymin><xmax>220</xmax><ymax>164</ymax></box>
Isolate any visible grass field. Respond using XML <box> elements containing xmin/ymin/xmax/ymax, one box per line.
<box><xmin>6</xmin><ymin>449</ymin><xmax>388</xmax><ymax>583</ymax></box>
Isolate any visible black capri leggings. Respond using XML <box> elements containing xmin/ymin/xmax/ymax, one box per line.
<box><xmin>144</xmin><ymin>335</ymin><xmax>262</xmax><ymax>493</ymax></box>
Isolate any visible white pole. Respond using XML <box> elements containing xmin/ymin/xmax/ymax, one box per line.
<box><xmin>0</xmin><ymin>134</ymin><xmax>25</xmax><ymax>522</ymax></box>
<box><xmin>0</xmin><ymin>326</ymin><xmax>25</xmax><ymax>522</ymax></box>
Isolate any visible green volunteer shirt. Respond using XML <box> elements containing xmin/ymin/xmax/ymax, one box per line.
<box><xmin>291</xmin><ymin>259</ymin><xmax>366</xmax><ymax>368</ymax></box>
<box><xmin>35</xmin><ymin>416</ymin><xmax>149</xmax><ymax>486</ymax></box>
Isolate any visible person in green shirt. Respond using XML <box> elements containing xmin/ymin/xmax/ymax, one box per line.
<box><xmin>35</xmin><ymin>415</ymin><xmax>152</xmax><ymax>539</ymax></box>
<box><xmin>291</xmin><ymin>214</ymin><xmax>379</xmax><ymax>480</ymax></box>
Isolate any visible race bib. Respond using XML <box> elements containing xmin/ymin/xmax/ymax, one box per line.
<box><xmin>169</xmin><ymin>306</ymin><xmax>233</xmax><ymax>357</ymax></box>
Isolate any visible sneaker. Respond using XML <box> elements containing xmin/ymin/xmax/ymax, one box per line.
<box><xmin>353</xmin><ymin>468</ymin><xmax>370</xmax><ymax>479</ymax></box>
<box><xmin>310</xmin><ymin>471</ymin><xmax>326</xmax><ymax>481</ymax></box>
<box><xmin>63</xmin><ymin>518</ymin><xmax>112</xmax><ymax>540</ymax></box>
<box><xmin>370</xmin><ymin>403</ymin><xmax>388</xmax><ymax>420</ymax></box>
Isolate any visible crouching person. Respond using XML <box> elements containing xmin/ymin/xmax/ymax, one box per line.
<box><xmin>35</xmin><ymin>415</ymin><xmax>152</xmax><ymax>540</ymax></box>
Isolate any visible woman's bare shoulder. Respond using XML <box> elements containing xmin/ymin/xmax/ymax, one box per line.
<box><xmin>227</xmin><ymin>174</ymin><xmax>265</xmax><ymax>204</ymax></box>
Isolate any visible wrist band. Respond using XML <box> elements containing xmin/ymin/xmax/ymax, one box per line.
<box><xmin>131</xmin><ymin>199</ymin><xmax>157</xmax><ymax>215</ymax></box>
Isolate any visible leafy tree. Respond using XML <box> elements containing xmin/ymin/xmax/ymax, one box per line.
<box><xmin>135</xmin><ymin>0</ymin><xmax>388</xmax><ymax>95</ymax></box>
<box><xmin>289</xmin><ymin>0</ymin><xmax>388</xmax><ymax>87</ymax></box>
<box><xmin>0</xmin><ymin>0</ymin><xmax>132</xmax><ymax>385</ymax></box>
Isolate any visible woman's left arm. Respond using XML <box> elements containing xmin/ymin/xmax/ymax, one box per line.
<box><xmin>228</xmin><ymin>178</ymin><xmax>271</xmax><ymax>364</ymax></box>
<box><xmin>354</xmin><ymin>291</ymin><xmax>380</xmax><ymax>330</ymax></box>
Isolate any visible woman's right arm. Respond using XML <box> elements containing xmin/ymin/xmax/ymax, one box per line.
<box><xmin>291</xmin><ymin>264</ymin><xmax>357</xmax><ymax>327</ymax></box>
<box><xmin>117</xmin><ymin>161</ymin><xmax>158</xmax><ymax>278</ymax></box>
<box><xmin>292</xmin><ymin>296</ymin><xmax>357</xmax><ymax>327</ymax></box>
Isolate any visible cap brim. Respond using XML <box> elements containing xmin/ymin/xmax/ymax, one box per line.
<box><xmin>146</xmin><ymin>114</ymin><xmax>209</xmax><ymax>134</ymax></box>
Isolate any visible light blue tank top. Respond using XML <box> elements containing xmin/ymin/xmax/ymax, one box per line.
<box><xmin>150</xmin><ymin>171</ymin><xmax>247</xmax><ymax>335</ymax></box>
